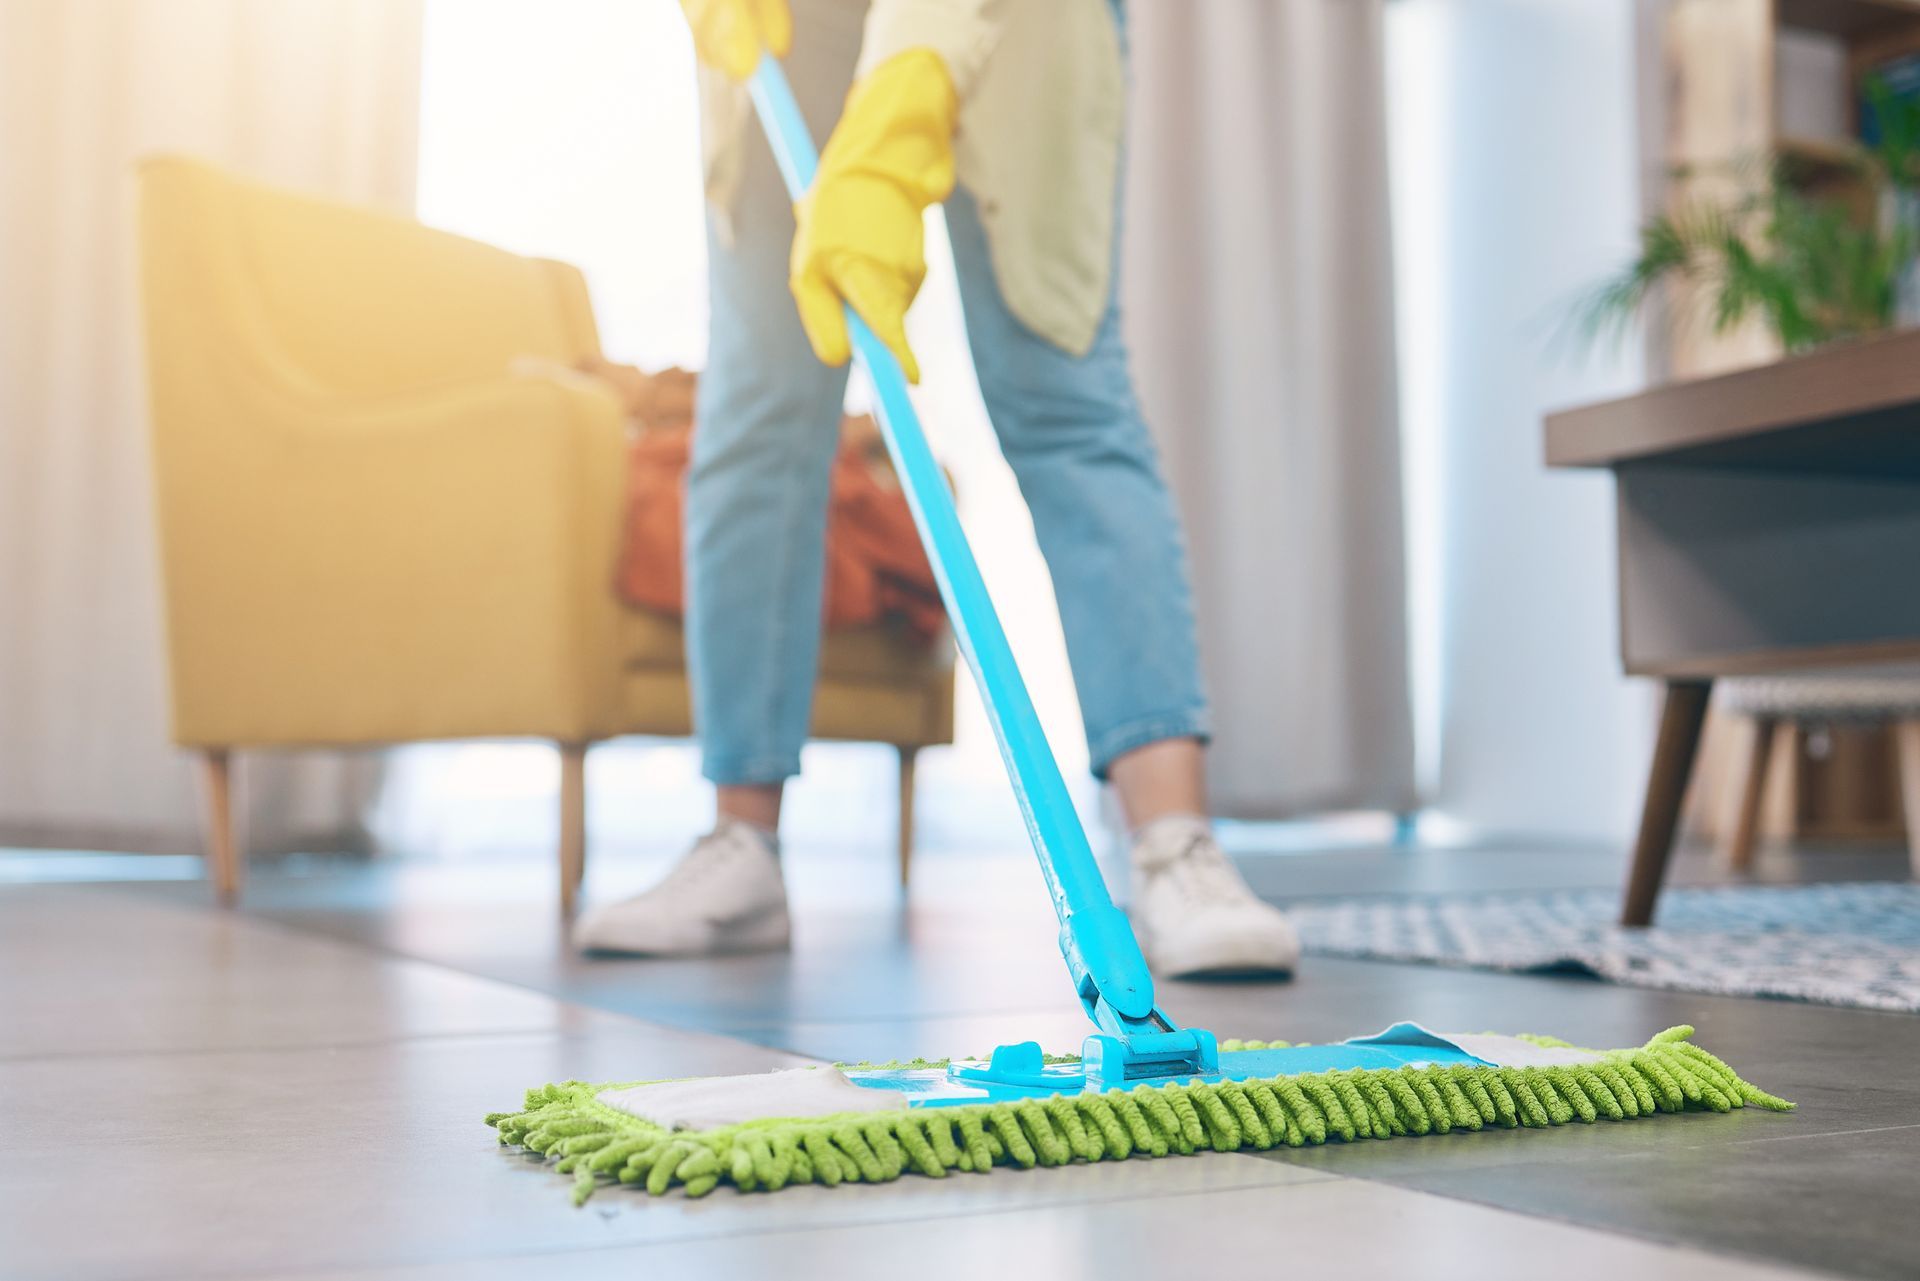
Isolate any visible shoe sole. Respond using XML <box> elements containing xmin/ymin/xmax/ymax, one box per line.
<box><xmin>1145</xmin><ymin>932</ymin><xmax>1300</xmax><ymax>982</ymax></box>
<box><xmin>1161</xmin><ymin>960</ymin><xmax>1296</xmax><ymax>981</ymax></box>
<box><xmin>576</xmin><ymin>907</ymin><xmax>792</xmax><ymax>958</ymax></box>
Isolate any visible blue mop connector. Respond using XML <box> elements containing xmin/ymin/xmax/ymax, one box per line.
<box><xmin>744</xmin><ymin>55</ymin><xmax>1218</xmax><ymax>1089</ymax></box>
<box><xmin>1065</xmin><ymin>904</ymin><xmax>1218</xmax><ymax>1086</ymax></box>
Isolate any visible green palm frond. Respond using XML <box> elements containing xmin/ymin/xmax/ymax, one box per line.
<box><xmin>1574</xmin><ymin>76</ymin><xmax>1920</xmax><ymax>355</ymax></box>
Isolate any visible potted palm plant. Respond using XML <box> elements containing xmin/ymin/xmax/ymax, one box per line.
<box><xmin>1579</xmin><ymin>80</ymin><xmax>1920</xmax><ymax>352</ymax></box>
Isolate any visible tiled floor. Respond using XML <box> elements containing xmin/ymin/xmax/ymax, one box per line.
<box><xmin>4</xmin><ymin>836</ymin><xmax>1915</xmax><ymax>1280</ymax></box>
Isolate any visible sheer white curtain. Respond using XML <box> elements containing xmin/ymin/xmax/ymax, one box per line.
<box><xmin>0</xmin><ymin>0</ymin><xmax>423</xmax><ymax>853</ymax></box>
<box><xmin>1122</xmin><ymin>0</ymin><xmax>1415</xmax><ymax>818</ymax></box>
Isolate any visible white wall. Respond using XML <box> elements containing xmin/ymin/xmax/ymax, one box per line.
<box><xmin>1390</xmin><ymin>0</ymin><xmax>1656</xmax><ymax>842</ymax></box>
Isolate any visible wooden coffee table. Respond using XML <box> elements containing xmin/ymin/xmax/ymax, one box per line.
<box><xmin>1545</xmin><ymin>328</ymin><xmax>1920</xmax><ymax>925</ymax></box>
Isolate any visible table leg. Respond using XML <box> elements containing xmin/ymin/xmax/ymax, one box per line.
<box><xmin>1621</xmin><ymin>678</ymin><xmax>1713</xmax><ymax>927</ymax></box>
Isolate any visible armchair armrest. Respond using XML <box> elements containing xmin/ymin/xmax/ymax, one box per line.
<box><xmin>152</xmin><ymin>367</ymin><xmax>631</xmax><ymax>747</ymax></box>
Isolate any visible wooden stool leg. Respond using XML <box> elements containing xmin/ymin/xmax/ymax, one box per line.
<box><xmin>897</xmin><ymin>745</ymin><xmax>918</xmax><ymax>888</ymax></box>
<box><xmin>1720</xmin><ymin>716</ymin><xmax>1776</xmax><ymax>872</ymax></box>
<box><xmin>558</xmin><ymin>742</ymin><xmax>587</xmax><ymax>916</ymax></box>
<box><xmin>1894</xmin><ymin>720</ymin><xmax>1920</xmax><ymax>879</ymax></box>
<box><xmin>1622</xmin><ymin>679</ymin><xmax>1713</xmax><ymax>927</ymax></box>
<box><xmin>200</xmin><ymin>748</ymin><xmax>242</xmax><ymax>906</ymax></box>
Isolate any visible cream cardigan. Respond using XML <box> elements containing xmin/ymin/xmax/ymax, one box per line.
<box><xmin>700</xmin><ymin>0</ymin><xmax>1124</xmax><ymax>358</ymax></box>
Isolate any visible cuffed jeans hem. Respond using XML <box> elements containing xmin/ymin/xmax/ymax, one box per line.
<box><xmin>702</xmin><ymin>751</ymin><xmax>805</xmax><ymax>787</ymax></box>
<box><xmin>1087</xmin><ymin>709</ymin><xmax>1213</xmax><ymax>781</ymax></box>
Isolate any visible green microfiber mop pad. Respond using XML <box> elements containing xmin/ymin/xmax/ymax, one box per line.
<box><xmin>486</xmin><ymin>1025</ymin><xmax>1791</xmax><ymax>1203</ymax></box>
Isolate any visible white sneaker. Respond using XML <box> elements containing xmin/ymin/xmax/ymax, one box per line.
<box><xmin>1129</xmin><ymin>815</ymin><xmax>1299</xmax><ymax>979</ymax></box>
<box><xmin>572</xmin><ymin>821</ymin><xmax>791</xmax><ymax>956</ymax></box>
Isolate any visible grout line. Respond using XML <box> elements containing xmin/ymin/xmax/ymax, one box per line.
<box><xmin>0</xmin><ymin>1021</ymin><xmax>816</xmax><ymax>1069</ymax></box>
<box><xmin>1263</xmin><ymin>1117</ymin><xmax>1920</xmax><ymax>1189</ymax></box>
<box><xmin>247</xmin><ymin>1159</ymin><xmax>1348</xmax><ymax>1280</ymax></box>
<box><xmin>1313</xmin><ymin>1165</ymin><xmax>1859</xmax><ymax>1281</ymax></box>
<box><xmin>1213</xmin><ymin>1066</ymin><xmax>1919</xmax><ymax>1276</ymax></box>
<box><xmin>1706</xmin><ymin>1120</ymin><xmax>1920</xmax><ymax>1148</ymax></box>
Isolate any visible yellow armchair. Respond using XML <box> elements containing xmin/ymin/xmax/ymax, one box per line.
<box><xmin>136</xmin><ymin>156</ymin><xmax>952</xmax><ymax>911</ymax></box>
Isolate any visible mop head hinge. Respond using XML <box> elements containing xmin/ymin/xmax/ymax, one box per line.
<box><xmin>1081</xmin><ymin>1025</ymin><xmax>1220</xmax><ymax>1089</ymax></box>
<box><xmin>949</xmin><ymin>1023</ymin><xmax>1221</xmax><ymax>1093</ymax></box>
<box><xmin>1074</xmin><ymin>985</ymin><xmax>1220</xmax><ymax>1088</ymax></box>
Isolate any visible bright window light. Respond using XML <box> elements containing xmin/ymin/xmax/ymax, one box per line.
<box><xmin>416</xmin><ymin>0</ymin><xmax>708</xmax><ymax>369</ymax></box>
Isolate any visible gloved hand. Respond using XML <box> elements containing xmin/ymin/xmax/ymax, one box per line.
<box><xmin>679</xmin><ymin>0</ymin><xmax>791</xmax><ymax>81</ymax></box>
<box><xmin>790</xmin><ymin>49</ymin><xmax>957</xmax><ymax>384</ymax></box>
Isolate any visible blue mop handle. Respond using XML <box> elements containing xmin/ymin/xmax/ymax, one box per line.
<box><xmin>745</xmin><ymin>56</ymin><xmax>1157</xmax><ymax>1026</ymax></box>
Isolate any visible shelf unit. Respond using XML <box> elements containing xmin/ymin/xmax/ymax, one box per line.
<box><xmin>1655</xmin><ymin>0</ymin><xmax>1920</xmax><ymax>846</ymax></box>
<box><xmin>1660</xmin><ymin>0</ymin><xmax>1920</xmax><ymax>379</ymax></box>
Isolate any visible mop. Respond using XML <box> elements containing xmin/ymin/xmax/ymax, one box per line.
<box><xmin>488</xmin><ymin>54</ymin><xmax>1792</xmax><ymax>1202</ymax></box>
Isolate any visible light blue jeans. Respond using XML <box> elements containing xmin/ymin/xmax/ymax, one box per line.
<box><xmin>687</xmin><ymin>0</ymin><xmax>1206</xmax><ymax>785</ymax></box>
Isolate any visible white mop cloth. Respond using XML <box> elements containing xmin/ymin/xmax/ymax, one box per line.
<box><xmin>1344</xmin><ymin>1021</ymin><xmax>1605</xmax><ymax>1068</ymax></box>
<box><xmin>596</xmin><ymin>1031</ymin><xmax>1601</xmax><ymax>1131</ymax></box>
<box><xmin>598</xmin><ymin>1068</ymin><xmax>908</xmax><ymax>1131</ymax></box>
<box><xmin>1437</xmin><ymin>1032</ymin><xmax>1603</xmax><ymax>1068</ymax></box>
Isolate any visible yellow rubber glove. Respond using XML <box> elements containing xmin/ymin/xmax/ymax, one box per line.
<box><xmin>679</xmin><ymin>0</ymin><xmax>791</xmax><ymax>82</ymax></box>
<box><xmin>791</xmin><ymin>49</ymin><xmax>958</xmax><ymax>385</ymax></box>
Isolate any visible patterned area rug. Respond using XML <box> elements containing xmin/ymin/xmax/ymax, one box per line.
<box><xmin>1289</xmin><ymin>882</ymin><xmax>1920</xmax><ymax>1012</ymax></box>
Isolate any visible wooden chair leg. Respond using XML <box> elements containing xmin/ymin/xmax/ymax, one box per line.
<box><xmin>200</xmin><ymin>748</ymin><xmax>242</xmax><ymax>906</ymax></box>
<box><xmin>1720</xmin><ymin>716</ymin><xmax>1776</xmax><ymax>872</ymax></box>
<box><xmin>558</xmin><ymin>742</ymin><xmax>587</xmax><ymax>916</ymax></box>
<box><xmin>1894</xmin><ymin>719</ymin><xmax>1920</xmax><ymax>879</ymax></box>
<box><xmin>897</xmin><ymin>745</ymin><xmax>918</xmax><ymax>889</ymax></box>
<box><xmin>1622</xmin><ymin>679</ymin><xmax>1713</xmax><ymax>927</ymax></box>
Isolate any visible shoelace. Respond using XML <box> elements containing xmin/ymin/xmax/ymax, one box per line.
<box><xmin>1153</xmin><ymin>835</ymin><xmax>1253</xmax><ymax>908</ymax></box>
<box><xmin>650</xmin><ymin>829</ymin><xmax>753</xmax><ymax>895</ymax></box>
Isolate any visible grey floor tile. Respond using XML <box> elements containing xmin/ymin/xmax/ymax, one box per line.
<box><xmin>1239</xmin><ymin>837</ymin><xmax>1914</xmax><ymax>902</ymax></box>
<box><xmin>1380</xmin><ymin>1123</ymin><xmax>1920</xmax><ymax>1281</ymax></box>
<box><xmin>128</xmin><ymin>853</ymin><xmax>1074</xmax><ymax>1032</ymax></box>
<box><xmin>1251</xmin><ymin>1106</ymin><xmax>1808</xmax><ymax>1181</ymax></box>
<box><xmin>724</xmin><ymin>1012</ymin><xmax>1098</xmax><ymax>1065</ymax></box>
<box><xmin>0</xmin><ymin>1030</ymin><xmax>1317</xmax><ymax>1281</ymax></box>
<box><xmin>0</xmin><ymin>886</ymin><xmax>617</xmax><ymax>1060</ymax></box>
<box><xmin>63</xmin><ymin>841</ymin><xmax>1920</xmax><ymax>1281</ymax></box>
<box><xmin>268</xmin><ymin>1176</ymin><xmax>1825</xmax><ymax>1281</ymax></box>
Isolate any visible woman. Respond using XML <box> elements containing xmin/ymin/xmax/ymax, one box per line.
<box><xmin>574</xmin><ymin>0</ymin><xmax>1298</xmax><ymax>978</ymax></box>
